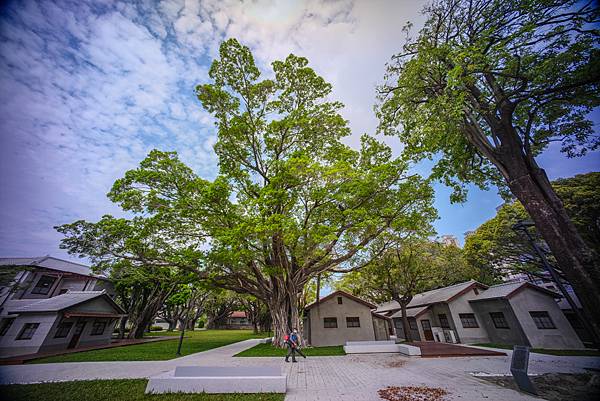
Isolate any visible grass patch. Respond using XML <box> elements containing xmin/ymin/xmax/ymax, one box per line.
<box><xmin>31</xmin><ymin>330</ymin><xmax>268</xmax><ymax>363</ymax></box>
<box><xmin>0</xmin><ymin>379</ymin><xmax>284</xmax><ymax>401</ymax></box>
<box><xmin>473</xmin><ymin>343</ymin><xmax>600</xmax><ymax>356</ymax></box>
<box><xmin>235</xmin><ymin>343</ymin><xmax>345</xmax><ymax>357</ymax></box>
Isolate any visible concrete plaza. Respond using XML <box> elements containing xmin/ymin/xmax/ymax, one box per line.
<box><xmin>1</xmin><ymin>339</ymin><xmax>598</xmax><ymax>401</ymax></box>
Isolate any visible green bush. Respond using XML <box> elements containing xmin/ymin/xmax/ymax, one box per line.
<box><xmin>149</xmin><ymin>325</ymin><xmax>164</xmax><ymax>331</ymax></box>
<box><xmin>197</xmin><ymin>319</ymin><xmax>206</xmax><ymax>328</ymax></box>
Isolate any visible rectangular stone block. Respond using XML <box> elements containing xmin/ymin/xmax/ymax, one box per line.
<box><xmin>343</xmin><ymin>340</ymin><xmax>401</xmax><ymax>354</ymax></box>
<box><xmin>146</xmin><ymin>366</ymin><xmax>286</xmax><ymax>394</ymax></box>
<box><xmin>398</xmin><ymin>344</ymin><xmax>421</xmax><ymax>356</ymax></box>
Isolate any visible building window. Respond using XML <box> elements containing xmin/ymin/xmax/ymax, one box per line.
<box><xmin>91</xmin><ymin>321</ymin><xmax>107</xmax><ymax>336</ymax></box>
<box><xmin>438</xmin><ymin>314</ymin><xmax>450</xmax><ymax>329</ymax></box>
<box><xmin>459</xmin><ymin>313</ymin><xmax>479</xmax><ymax>328</ymax></box>
<box><xmin>16</xmin><ymin>323</ymin><xmax>40</xmax><ymax>340</ymax></box>
<box><xmin>490</xmin><ymin>312</ymin><xmax>509</xmax><ymax>329</ymax></box>
<box><xmin>54</xmin><ymin>322</ymin><xmax>73</xmax><ymax>338</ymax></box>
<box><xmin>324</xmin><ymin>317</ymin><xmax>338</xmax><ymax>328</ymax></box>
<box><xmin>530</xmin><ymin>311</ymin><xmax>556</xmax><ymax>329</ymax></box>
<box><xmin>31</xmin><ymin>275</ymin><xmax>57</xmax><ymax>295</ymax></box>
<box><xmin>337</xmin><ymin>297</ymin><xmax>343</xmax><ymax>304</ymax></box>
<box><xmin>409</xmin><ymin>320</ymin><xmax>418</xmax><ymax>330</ymax></box>
<box><xmin>0</xmin><ymin>318</ymin><xmax>15</xmax><ymax>336</ymax></box>
<box><xmin>394</xmin><ymin>319</ymin><xmax>403</xmax><ymax>330</ymax></box>
<box><xmin>346</xmin><ymin>317</ymin><xmax>360</xmax><ymax>328</ymax></box>
<box><xmin>473</xmin><ymin>288</ymin><xmax>479</xmax><ymax>295</ymax></box>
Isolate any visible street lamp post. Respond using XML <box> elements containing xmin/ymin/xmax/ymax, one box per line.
<box><xmin>512</xmin><ymin>220</ymin><xmax>598</xmax><ymax>346</ymax></box>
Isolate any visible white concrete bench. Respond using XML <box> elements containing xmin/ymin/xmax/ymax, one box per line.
<box><xmin>343</xmin><ymin>340</ymin><xmax>401</xmax><ymax>354</ymax></box>
<box><xmin>343</xmin><ymin>340</ymin><xmax>422</xmax><ymax>356</ymax></box>
<box><xmin>398</xmin><ymin>344</ymin><xmax>421</xmax><ymax>356</ymax></box>
<box><xmin>145</xmin><ymin>366</ymin><xmax>286</xmax><ymax>394</ymax></box>
<box><xmin>258</xmin><ymin>337</ymin><xmax>273</xmax><ymax>344</ymax></box>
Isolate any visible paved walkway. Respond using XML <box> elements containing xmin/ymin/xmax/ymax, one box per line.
<box><xmin>1</xmin><ymin>339</ymin><xmax>599</xmax><ymax>401</ymax></box>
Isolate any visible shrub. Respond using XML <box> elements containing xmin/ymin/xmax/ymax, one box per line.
<box><xmin>149</xmin><ymin>325</ymin><xmax>164</xmax><ymax>331</ymax></box>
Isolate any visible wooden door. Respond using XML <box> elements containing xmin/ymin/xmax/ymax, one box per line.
<box><xmin>421</xmin><ymin>319</ymin><xmax>434</xmax><ymax>341</ymax></box>
<box><xmin>68</xmin><ymin>321</ymin><xmax>86</xmax><ymax>349</ymax></box>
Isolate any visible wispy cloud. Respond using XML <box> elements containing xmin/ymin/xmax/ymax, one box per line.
<box><xmin>0</xmin><ymin>0</ymin><xmax>597</xmax><ymax>257</ymax></box>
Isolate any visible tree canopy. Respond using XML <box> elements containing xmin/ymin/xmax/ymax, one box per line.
<box><xmin>377</xmin><ymin>0</ymin><xmax>600</xmax><ymax>341</ymax></box>
<box><xmin>464</xmin><ymin>172</ymin><xmax>600</xmax><ymax>283</ymax></box>
<box><xmin>57</xmin><ymin>38</ymin><xmax>436</xmax><ymax>346</ymax></box>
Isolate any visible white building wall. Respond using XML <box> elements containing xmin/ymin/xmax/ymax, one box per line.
<box><xmin>447</xmin><ymin>289</ymin><xmax>490</xmax><ymax>344</ymax></box>
<box><xmin>0</xmin><ymin>313</ymin><xmax>57</xmax><ymax>358</ymax></box>
<box><xmin>509</xmin><ymin>290</ymin><xmax>584</xmax><ymax>349</ymax></box>
<box><xmin>309</xmin><ymin>296</ymin><xmax>377</xmax><ymax>346</ymax></box>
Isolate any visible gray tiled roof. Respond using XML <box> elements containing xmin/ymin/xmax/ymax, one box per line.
<box><xmin>7</xmin><ymin>291</ymin><xmax>107</xmax><ymax>313</ymax></box>
<box><xmin>469</xmin><ymin>281</ymin><xmax>560</xmax><ymax>301</ymax></box>
<box><xmin>390</xmin><ymin>306</ymin><xmax>429</xmax><ymax>319</ymax></box>
<box><xmin>0</xmin><ymin>256</ymin><xmax>102</xmax><ymax>278</ymax></box>
<box><xmin>376</xmin><ymin>280</ymin><xmax>482</xmax><ymax>313</ymax></box>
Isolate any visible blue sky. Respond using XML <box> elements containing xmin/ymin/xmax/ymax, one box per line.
<box><xmin>0</xmin><ymin>0</ymin><xmax>598</xmax><ymax>260</ymax></box>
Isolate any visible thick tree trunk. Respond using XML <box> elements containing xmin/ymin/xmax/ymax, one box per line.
<box><xmin>118</xmin><ymin>316</ymin><xmax>128</xmax><ymax>339</ymax></box>
<box><xmin>399</xmin><ymin>302</ymin><xmax>412</xmax><ymax>342</ymax></box>
<box><xmin>269</xmin><ymin>299</ymin><xmax>289</xmax><ymax>347</ymax></box>
<box><xmin>507</xmin><ymin>167</ymin><xmax>600</xmax><ymax>342</ymax></box>
<box><xmin>167</xmin><ymin>320</ymin><xmax>177</xmax><ymax>331</ymax></box>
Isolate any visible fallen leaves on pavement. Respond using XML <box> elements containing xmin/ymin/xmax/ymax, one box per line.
<box><xmin>378</xmin><ymin>385</ymin><xmax>449</xmax><ymax>401</ymax></box>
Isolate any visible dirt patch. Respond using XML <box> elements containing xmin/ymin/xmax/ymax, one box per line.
<box><xmin>385</xmin><ymin>359</ymin><xmax>407</xmax><ymax>368</ymax></box>
<box><xmin>377</xmin><ymin>386</ymin><xmax>449</xmax><ymax>401</ymax></box>
<box><xmin>480</xmin><ymin>373</ymin><xmax>600</xmax><ymax>401</ymax></box>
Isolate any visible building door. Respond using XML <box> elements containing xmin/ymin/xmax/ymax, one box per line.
<box><xmin>68</xmin><ymin>321</ymin><xmax>86</xmax><ymax>349</ymax></box>
<box><xmin>421</xmin><ymin>320</ymin><xmax>434</xmax><ymax>341</ymax></box>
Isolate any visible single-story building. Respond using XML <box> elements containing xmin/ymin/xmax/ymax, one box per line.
<box><xmin>303</xmin><ymin>291</ymin><xmax>392</xmax><ymax>346</ymax></box>
<box><xmin>375</xmin><ymin>280</ymin><xmax>584</xmax><ymax>349</ymax></box>
<box><xmin>0</xmin><ymin>290</ymin><xmax>126</xmax><ymax>358</ymax></box>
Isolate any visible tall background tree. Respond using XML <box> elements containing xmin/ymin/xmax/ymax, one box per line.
<box><xmin>377</xmin><ymin>0</ymin><xmax>600</xmax><ymax>337</ymax></box>
<box><xmin>56</xmin><ymin>38</ymin><xmax>434</xmax><ymax>346</ymax></box>
<box><xmin>56</xmin><ymin>216</ymin><xmax>200</xmax><ymax>339</ymax></box>
<box><xmin>465</xmin><ymin>172</ymin><xmax>600</xmax><ymax>283</ymax></box>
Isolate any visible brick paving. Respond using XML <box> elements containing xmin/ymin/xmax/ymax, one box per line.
<box><xmin>1</xmin><ymin>339</ymin><xmax>599</xmax><ymax>401</ymax></box>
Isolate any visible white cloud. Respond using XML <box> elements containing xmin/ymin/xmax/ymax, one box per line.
<box><xmin>11</xmin><ymin>0</ymin><xmax>579</xmax><ymax>258</ymax></box>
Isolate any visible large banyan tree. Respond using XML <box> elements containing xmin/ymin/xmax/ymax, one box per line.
<box><xmin>58</xmin><ymin>39</ymin><xmax>435</xmax><ymax>346</ymax></box>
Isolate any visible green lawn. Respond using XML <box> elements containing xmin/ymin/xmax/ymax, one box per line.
<box><xmin>0</xmin><ymin>379</ymin><xmax>284</xmax><ymax>401</ymax></box>
<box><xmin>31</xmin><ymin>330</ymin><xmax>268</xmax><ymax>363</ymax></box>
<box><xmin>235</xmin><ymin>343</ymin><xmax>345</xmax><ymax>357</ymax></box>
<box><xmin>473</xmin><ymin>343</ymin><xmax>600</xmax><ymax>356</ymax></box>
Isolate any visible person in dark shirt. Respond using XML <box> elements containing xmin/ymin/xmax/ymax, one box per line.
<box><xmin>285</xmin><ymin>328</ymin><xmax>307</xmax><ymax>362</ymax></box>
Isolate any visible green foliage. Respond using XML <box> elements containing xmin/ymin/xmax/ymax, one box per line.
<box><xmin>0</xmin><ymin>379</ymin><xmax>284</xmax><ymax>401</ymax></box>
<box><xmin>464</xmin><ymin>172</ymin><xmax>600</xmax><ymax>282</ymax></box>
<box><xmin>377</xmin><ymin>0</ymin><xmax>599</xmax><ymax>202</ymax></box>
<box><xmin>335</xmin><ymin>237</ymin><xmax>477</xmax><ymax>304</ymax></box>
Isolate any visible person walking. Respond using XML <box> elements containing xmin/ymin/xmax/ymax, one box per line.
<box><xmin>285</xmin><ymin>328</ymin><xmax>307</xmax><ymax>362</ymax></box>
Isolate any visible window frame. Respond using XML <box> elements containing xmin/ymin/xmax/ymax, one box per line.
<box><xmin>438</xmin><ymin>313</ymin><xmax>450</xmax><ymax>329</ymax></box>
<box><xmin>0</xmin><ymin>318</ymin><xmax>15</xmax><ymax>336</ymax></box>
<box><xmin>31</xmin><ymin>275</ymin><xmax>57</xmax><ymax>295</ymax></box>
<box><xmin>54</xmin><ymin>321</ymin><xmax>74</xmax><ymax>338</ymax></box>
<box><xmin>408</xmin><ymin>319</ymin><xmax>418</xmax><ymax>330</ymax></box>
<box><xmin>16</xmin><ymin>323</ymin><xmax>40</xmax><ymax>340</ymax></box>
<box><xmin>323</xmin><ymin>317</ymin><xmax>338</xmax><ymax>328</ymax></box>
<box><xmin>346</xmin><ymin>316</ymin><xmax>360</xmax><ymax>328</ymax></box>
<box><xmin>529</xmin><ymin>311</ymin><xmax>556</xmax><ymax>329</ymax></box>
<box><xmin>91</xmin><ymin>321</ymin><xmax>107</xmax><ymax>336</ymax></box>
<box><xmin>459</xmin><ymin>313</ymin><xmax>479</xmax><ymax>328</ymax></box>
<box><xmin>490</xmin><ymin>312</ymin><xmax>509</xmax><ymax>329</ymax></box>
